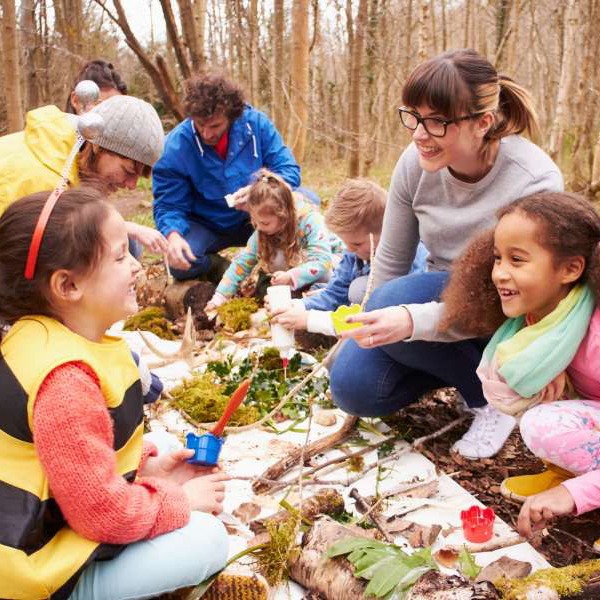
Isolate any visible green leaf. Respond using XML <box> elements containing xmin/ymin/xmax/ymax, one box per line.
<box><xmin>325</xmin><ymin>537</ymin><xmax>376</xmax><ymax>558</ymax></box>
<box><xmin>458</xmin><ymin>546</ymin><xmax>481</xmax><ymax>580</ymax></box>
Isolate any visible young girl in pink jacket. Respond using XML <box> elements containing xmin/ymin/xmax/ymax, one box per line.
<box><xmin>441</xmin><ymin>191</ymin><xmax>600</xmax><ymax>542</ymax></box>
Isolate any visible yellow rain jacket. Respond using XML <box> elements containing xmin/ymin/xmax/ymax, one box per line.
<box><xmin>0</xmin><ymin>105</ymin><xmax>80</xmax><ymax>217</ymax></box>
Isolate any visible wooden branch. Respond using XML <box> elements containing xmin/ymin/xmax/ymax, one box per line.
<box><xmin>154</xmin><ymin>54</ymin><xmax>185</xmax><ymax>120</ymax></box>
<box><xmin>158</xmin><ymin>0</ymin><xmax>192</xmax><ymax>79</ymax></box>
<box><xmin>411</xmin><ymin>414</ymin><xmax>470</xmax><ymax>448</ymax></box>
<box><xmin>349</xmin><ymin>488</ymin><xmax>393</xmax><ymax>542</ymax></box>
<box><xmin>252</xmin><ymin>415</ymin><xmax>358</xmax><ymax>493</ymax></box>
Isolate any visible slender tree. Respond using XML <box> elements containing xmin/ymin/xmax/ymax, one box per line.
<box><xmin>1</xmin><ymin>0</ymin><xmax>24</xmax><ymax>132</ymax></box>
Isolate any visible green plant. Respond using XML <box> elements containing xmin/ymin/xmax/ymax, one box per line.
<box><xmin>216</xmin><ymin>297</ymin><xmax>259</xmax><ymax>332</ymax></box>
<box><xmin>123</xmin><ymin>306</ymin><xmax>176</xmax><ymax>339</ymax></box>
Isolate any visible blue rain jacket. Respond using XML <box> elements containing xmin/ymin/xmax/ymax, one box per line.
<box><xmin>153</xmin><ymin>105</ymin><xmax>301</xmax><ymax>236</ymax></box>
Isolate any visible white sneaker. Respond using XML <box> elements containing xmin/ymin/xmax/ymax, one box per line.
<box><xmin>451</xmin><ymin>405</ymin><xmax>516</xmax><ymax>459</ymax></box>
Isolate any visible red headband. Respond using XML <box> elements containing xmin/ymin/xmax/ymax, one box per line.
<box><xmin>24</xmin><ymin>187</ymin><xmax>66</xmax><ymax>280</ymax></box>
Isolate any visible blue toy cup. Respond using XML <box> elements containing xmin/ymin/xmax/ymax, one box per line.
<box><xmin>185</xmin><ymin>432</ymin><xmax>225</xmax><ymax>466</ymax></box>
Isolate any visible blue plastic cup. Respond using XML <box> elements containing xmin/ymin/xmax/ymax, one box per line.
<box><xmin>185</xmin><ymin>432</ymin><xmax>225</xmax><ymax>466</ymax></box>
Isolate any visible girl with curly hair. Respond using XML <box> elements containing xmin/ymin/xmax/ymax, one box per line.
<box><xmin>441</xmin><ymin>191</ymin><xmax>600</xmax><ymax>541</ymax></box>
<box><xmin>206</xmin><ymin>169</ymin><xmax>337</xmax><ymax>309</ymax></box>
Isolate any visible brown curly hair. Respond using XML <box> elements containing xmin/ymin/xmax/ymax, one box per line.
<box><xmin>247</xmin><ymin>169</ymin><xmax>301</xmax><ymax>273</ymax></box>
<box><xmin>183</xmin><ymin>72</ymin><xmax>245</xmax><ymax>121</ymax></box>
<box><xmin>440</xmin><ymin>192</ymin><xmax>600</xmax><ymax>336</ymax></box>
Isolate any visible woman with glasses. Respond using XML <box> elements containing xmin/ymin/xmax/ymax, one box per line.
<box><xmin>330</xmin><ymin>48</ymin><xmax>563</xmax><ymax>460</ymax></box>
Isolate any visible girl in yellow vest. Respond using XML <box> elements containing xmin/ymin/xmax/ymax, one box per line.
<box><xmin>0</xmin><ymin>188</ymin><xmax>229</xmax><ymax>600</ymax></box>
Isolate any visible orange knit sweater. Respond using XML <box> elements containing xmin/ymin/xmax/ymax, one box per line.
<box><xmin>33</xmin><ymin>361</ymin><xmax>190</xmax><ymax>544</ymax></box>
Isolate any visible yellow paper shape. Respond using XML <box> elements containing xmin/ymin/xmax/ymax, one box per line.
<box><xmin>332</xmin><ymin>304</ymin><xmax>363</xmax><ymax>334</ymax></box>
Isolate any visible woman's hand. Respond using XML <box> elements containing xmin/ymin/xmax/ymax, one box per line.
<box><xmin>271</xmin><ymin>270</ymin><xmax>293</xmax><ymax>286</ymax></box>
<box><xmin>338</xmin><ymin>306</ymin><xmax>414</xmax><ymax>348</ymax></box>
<box><xmin>183</xmin><ymin>471</ymin><xmax>230</xmax><ymax>514</ymax></box>
<box><xmin>271</xmin><ymin>304</ymin><xmax>308</xmax><ymax>330</ymax></box>
<box><xmin>167</xmin><ymin>231</ymin><xmax>197</xmax><ymax>270</ymax></box>
<box><xmin>140</xmin><ymin>448</ymin><xmax>218</xmax><ymax>485</ymax></box>
<box><xmin>126</xmin><ymin>222</ymin><xmax>169</xmax><ymax>254</ymax></box>
<box><xmin>517</xmin><ymin>485</ymin><xmax>576</xmax><ymax>538</ymax></box>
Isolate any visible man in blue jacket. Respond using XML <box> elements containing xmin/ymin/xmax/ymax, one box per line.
<box><xmin>153</xmin><ymin>73</ymin><xmax>305</xmax><ymax>280</ymax></box>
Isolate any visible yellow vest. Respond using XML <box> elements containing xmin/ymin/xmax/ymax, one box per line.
<box><xmin>0</xmin><ymin>105</ymin><xmax>80</xmax><ymax>217</ymax></box>
<box><xmin>0</xmin><ymin>316</ymin><xmax>143</xmax><ymax>599</ymax></box>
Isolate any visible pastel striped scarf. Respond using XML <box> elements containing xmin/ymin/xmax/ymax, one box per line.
<box><xmin>477</xmin><ymin>284</ymin><xmax>594</xmax><ymax>416</ymax></box>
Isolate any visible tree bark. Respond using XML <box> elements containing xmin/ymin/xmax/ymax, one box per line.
<box><xmin>271</xmin><ymin>0</ymin><xmax>285</xmax><ymax>133</ymax></box>
<box><xmin>248</xmin><ymin>0</ymin><xmax>259</xmax><ymax>104</ymax></box>
<box><xmin>287</xmin><ymin>0</ymin><xmax>310</xmax><ymax>163</ymax></box>
<box><xmin>547</xmin><ymin>0</ymin><xmax>578</xmax><ymax>160</ymax></box>
<box><xmin>18</xmin><ymin>0</ymin><xmax>39</xmax><ymax>110</ymax></box>
<box><xmin>177</xmin><ymin>0</ymin><xmax>202</xmax><ymax>72</ymax></box>
<box><xmin>418</xmin><ymin>0</ymin><xmax>430</xmax><ymax>61</ymax></box>
<box><xmin>192</xmin><ymin>0</ymin><xmax>206</xmax><ymax>67</ymax></box>
<box><xmin>347</xmin><ymin>0</ymin><xmax>368</xmax><ymax>176</ymax></box>
<box><xmin>1</xmin><ymin>0</ymin><xmax>24</xmax><ymax>132</ymax></box>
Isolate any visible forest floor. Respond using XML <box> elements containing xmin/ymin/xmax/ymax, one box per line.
<box><xmin>113</xmin><ymin>162</ymin><xmax>600</xmax><ymax>572</ymax></box>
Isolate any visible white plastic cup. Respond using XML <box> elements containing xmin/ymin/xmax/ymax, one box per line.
<box><xmin>266</xmin><ymin>285</ymin><xmax>295</xmax><ymax>354</ymax></box>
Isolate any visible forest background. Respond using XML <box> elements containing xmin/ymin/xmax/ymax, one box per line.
<box><xmin>1</xmin><ymin>0</ymin><xmax>599</xmax><ymax>195</ymax></box>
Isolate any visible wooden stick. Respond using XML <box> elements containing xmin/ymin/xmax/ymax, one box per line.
<box><xmin>252</xmin><ymin>415</ymin><xmax>358</xmax><ymax>493</ymax></box>
<box><xmin>349</xmin><ymin>488</ymin><xmax>393</xmax><ymax>542</ymax></box>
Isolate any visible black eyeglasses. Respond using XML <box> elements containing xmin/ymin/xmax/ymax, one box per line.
<box><xmin>398</xmin><ymin>107</ymin><xmax>484</xmax><ymax>138</ymax></box>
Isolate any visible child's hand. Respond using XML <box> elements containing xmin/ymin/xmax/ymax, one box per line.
<box><xmin>338</xmin><ymin>306</ymin><xmax>413</xmax><ymax>347</ymax></box>
<box><xmin>183</xmin><ymin>471</ymin><xmax>230</xmax><ymax>514</ymax></box>
<box><xmin>271</xmin><ymin>270</ymin><xmax>293</xmax><ymax>285</ymax></box>
<box><xmin>271</xmin><ymin>304</ymin><xmax>308</xmax><ymax>330</ymax></box>
<box><xmin>127</xmin><ymin>222</ymin><xmax>169</xmax><ymax>254</ymax></box>
<box><xmin>142</xmin><ymin>448</ymin><xmax>218</xmax><ymax>485</ymax></box>
<box><xmin>517</xmin><ymin>484</ymin><xmax>576</xmax><ymax>538</ymax></box>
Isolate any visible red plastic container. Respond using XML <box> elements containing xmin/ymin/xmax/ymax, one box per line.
<box><xmin>460</xmin><ymin>505</ymin><xmax>495</xmax><ymax>543</ymax></box>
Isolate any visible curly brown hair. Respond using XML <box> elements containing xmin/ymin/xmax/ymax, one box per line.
<box><xmin>183</xmin><ymin>72</ymin><xmax>245</xmax><ymax>121</ymax></box>
<box><xmin>247</xmin><ymin>169</ymin><xmax>301</xmax><ymax>273</ymax></box>
<box><xmin>440</xmin><ymin>192</ymin><xmax>600</xmax><ymax>336</ymax></box>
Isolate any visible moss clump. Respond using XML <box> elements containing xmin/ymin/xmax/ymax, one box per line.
<box><xmin>217</xmin><ymin>297</ymin><xmax>259</xmax><ymax>332</ymax></box>
<box><xmin>254</xmin><ymin>511</ymin><xmax>301</xmax><ymax>586</ymax></box>
<box><xmin>258</xmin><ymin>346</ymin><xmax>284</xmax><ymax>371</ymax></box>
<box><xmin>496</xmin><ymin>559</ymin><xmax>600</xmax><ymax>599</ymax></box>
<box><xmin>170</xmin><ymin>372</ymin><xmax>259</xmax><ymax>426</ymax></box>
<box><xmin>123</xmin><ymin>307</ymin><xmax>176</xmax><ymax>340</ymax></box>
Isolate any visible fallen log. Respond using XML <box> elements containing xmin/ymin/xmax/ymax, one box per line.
<box><xmin>288</xmin><ymin>517</ymin><xmax>371</xmax><ymax>600</ymax></box>
<box><xmin>252</xmin><ymin>415</ymin><xmax>358</xmax><ymax>493</ymax></box>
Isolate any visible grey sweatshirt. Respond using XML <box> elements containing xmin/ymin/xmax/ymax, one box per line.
<box><xmin>374</xmin><ymin>135</ymin><xmax>563</xmax><ymax>342</ymax></box>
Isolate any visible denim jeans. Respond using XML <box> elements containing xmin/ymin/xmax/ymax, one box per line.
<box><xmin>170</xmin><ymin>217</ymin><xmax>254</xmax><ymax>280</ymax></box>
<box><xmin>329</xmin><ymin>271</ymin><xmax>487</xmax><ymax>416</ymax></box>
<box><xmin>69</xmin><ymin>512</ymin><xmax>228</xmax><ymax>600</ymax></box>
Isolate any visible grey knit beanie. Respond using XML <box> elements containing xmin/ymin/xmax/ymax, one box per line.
<box><xmin>91</xmin><ymin>95</ymin><xmax>164</xmax><ymax>167</ymax></box>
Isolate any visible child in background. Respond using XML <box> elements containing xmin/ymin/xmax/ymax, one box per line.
<box><xmin>441</xmin><ymin>192</ymin><xmax>600</xmax><ymax>540</ymax></box>
<box><xmin>0</xmin><ymin>189</ymin><xmax>229</xmax><ymax>599</ymax></box>
<box><xmin>270</xmin><ymin>179</ymin><xmax>428</xmax><ymax>336</ymax></box>
<box><xmin>206</xmin><ymin>169</ymin><xmax>335</xmax><ymax>310</ymax></box>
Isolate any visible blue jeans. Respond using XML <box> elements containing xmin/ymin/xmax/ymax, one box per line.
<box><xmin>329</xmin><ymin>271</ymin><xmax>487</xmax><ymax>416</ymax></box>
<box><xmin>171</xmin><ymin>217</ymin><xmax>254</xmax><ymax>280</ymax></box>
<box><xmin>69</xmin><ymin>511</ymin><xmax>228</xmax><ymax>600</ymax></box>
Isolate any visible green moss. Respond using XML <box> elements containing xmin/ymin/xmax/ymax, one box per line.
<box><xmin>496</xmin><ymin>559</ymin><xmax>600</xmax><ymax>599</ymax></box>
<box><xmin>216</xmin><ymin>297</ymin><xmax>259</xmax><ymax>332</ymax></box>
<box><xmin>123</xmin><ymin>307</ymin><xmax>176</xmax><ymax>340</ymax></box>
<box><xmin>170</xmin><ymin>372</ymin><xmax>259</xmax><ymax>426</ymax></box>
<box><xmin>254</xmin><ymin>511</ymin><xmax>301</xmax><ymax>586</ymax></box>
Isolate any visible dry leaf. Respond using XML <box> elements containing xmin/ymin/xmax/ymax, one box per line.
<box><xmin>233</xmin><ymin>502</ymin><xmax>262</xmax><ymax>524</ymax></box>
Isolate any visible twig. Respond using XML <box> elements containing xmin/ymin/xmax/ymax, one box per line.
<box><xmin>350</xmin><ymin>488</ymin><xmax>393</xmax><ymax>542</ymax></box>
<box><xmin>411</xmin><ymin>414</ymin><xmax>470</xmax><ymax>448</ymax></box>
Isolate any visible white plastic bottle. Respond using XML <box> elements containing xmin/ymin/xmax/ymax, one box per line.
<box><xmin>266</xmin><ymin>285</ymin><xmax>295</xmax><ymax>364</ymax></box>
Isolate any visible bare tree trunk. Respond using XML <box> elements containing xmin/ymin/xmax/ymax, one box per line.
<box><xmin>159</xmin><ymin>0</ymin><xmax>192</xmax><ymax>79</ymax></box>
<box><xmin>429</xmin><ymin>0</ymin><xmax>437</xmax><ymax>55</ymax></box>
<box><xmin>272</xmin><ymin>0</ymin><xmax>285</xmax><ymax>133</ymax></box>
<box><xmin>288</xmin><ymin>0</ymin><xmax>310</xmax><ymax>162</ymax></box>
<box><xmin>348</xmin><ymin>0</ymin><xmax>368</xmax><ymax>176</ymax></box>
<box><xmin>19</xmin><ymin>0</ymin><xmax>39</xmax><ymax>110</ymax></box>
<box><xmin>193</xmin><ymin>0</ymin><xmax>206</xmax><ymax>67</ymax></box>
<box><xmin>248</xmin><ymin>0</ymin><xmax>259</xmax><ymax>104</ymax></box>
<box><xmin>440</xmin><ymin>0</ymin><xmax>447</xmax><ymax>51</ymax></box>
<box><xmin>1</xmin><ymin>0</ymin><xmax>24</xmax><ymax>132</ymax></box>
<box><xmin>418</xmin><ymin>0</ymin><xmax>430</xmax><ymax>61</ymax></box>
<box><xmin>547</xmin><ymin>0</ymin><xmax>578</xmax><ymax>160</ymax></box>
<box><xmin>463</xmin><ymin>0</ymin><xmax>471</xmax><ymax>47</ymax></box>
<box><xmin>177</xmin><ymin>0</ymin><xmax>201</xmax><ymax>72</ymax></box>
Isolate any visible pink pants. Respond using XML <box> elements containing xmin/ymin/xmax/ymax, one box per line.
<box><xmin>519</xmin><ymin>400</ymin><xmax>600</xmax><ymax>474</ymax></box>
